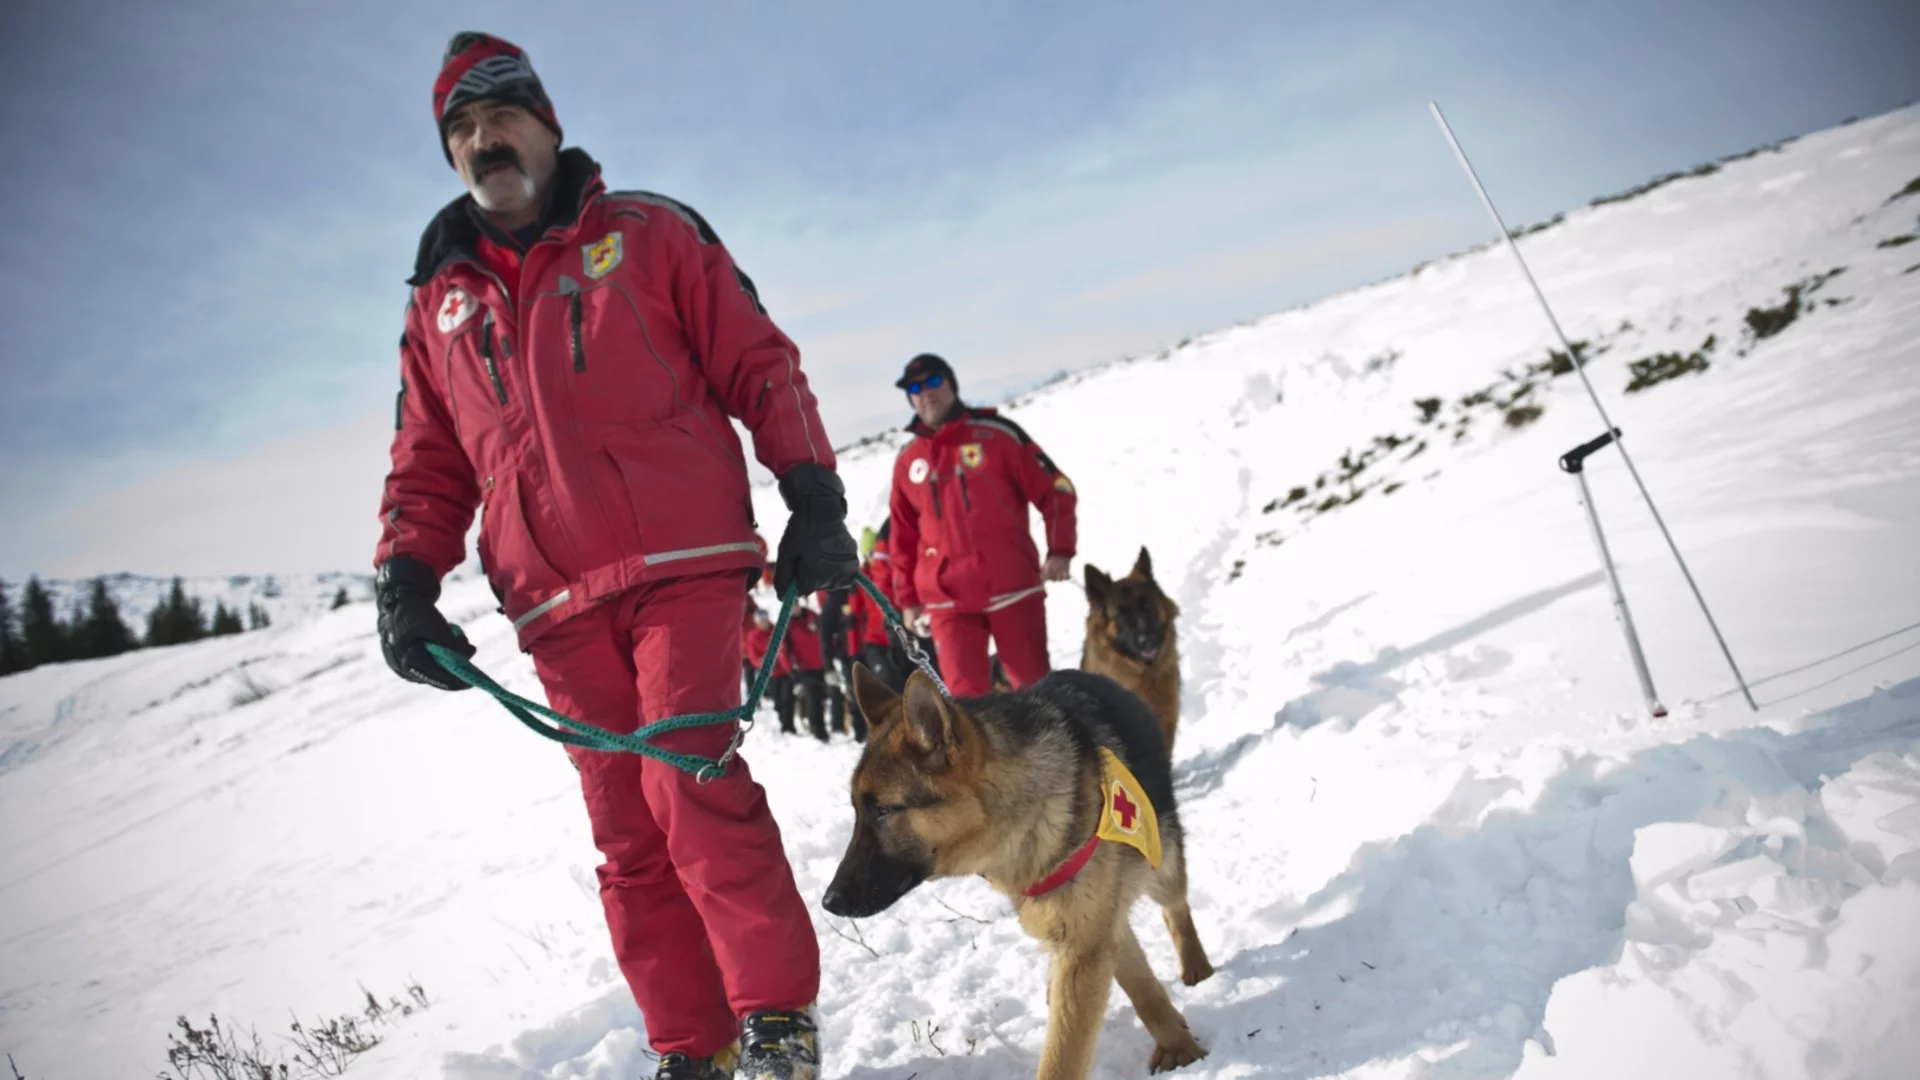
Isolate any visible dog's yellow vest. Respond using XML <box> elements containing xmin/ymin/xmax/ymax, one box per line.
<box><xmin>1095</xmin><ymin>747</ymin><xmax>1162</xmax><ymax>868</ymax></box>
<box><xmin>1023</xmin><ymin>747</ymin><xmax>1164</xmax><ymax>897</ymax></box>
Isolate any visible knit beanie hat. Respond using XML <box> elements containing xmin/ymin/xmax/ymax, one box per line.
<box><xmin>432</xmin><ymin>32</ymin><xmax>562</xmax><ymax>163</ymax></box>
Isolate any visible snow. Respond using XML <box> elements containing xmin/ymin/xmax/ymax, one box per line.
<box><xmin>4</xmin><ymin>106</ymin><xmax>1920</xmax><ymax>1079</ymax></box>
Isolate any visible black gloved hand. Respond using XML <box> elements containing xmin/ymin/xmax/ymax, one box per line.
<box><xmin>775</xmin><ymin>463</ymin><xmax>861</xmax><ymax>595</ymax></box>
<box><xmin>376</xmin><ymin>555</ymin><xmax>477</xmax><ymax>691</ymax></box>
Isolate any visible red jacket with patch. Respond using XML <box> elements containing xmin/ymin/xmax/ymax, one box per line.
<box><xmin>888</xmin><ymin>407</ymin><xmax>1076</xmax><ymax>614</ymax></box>
<box><xmin>376</xmin><ymin>151</ymin><xmax>834</xmax><ymax>647</ymax></box>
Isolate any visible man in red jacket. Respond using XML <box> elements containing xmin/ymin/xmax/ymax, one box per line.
<box><xmin>745</xmin><ymin>605</ymin><xmax>797</xmax><ymax>734</ymax></box>
<box><xmin>888</xmin><ymin>353</ymin><xmax>1076</xmax><ymax>697</ymax></box>
<box><xmin>785</xmin><ymin>601</ymin><xmax>830</xmax><ymax>742</ymax></box>
<box><xmin>372</xmin><ymin>34</ymin><xmax>855</xmax><ymax>1080</ymax></box>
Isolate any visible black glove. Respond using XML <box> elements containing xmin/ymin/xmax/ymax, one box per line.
<box><xmin>376</xmin><ymin>555</ymin><xmax>477</xmax><ymax>691</ymax></box>
<box><xmin>775</xmin><ymin>463</ymin><xmax>861</xmax><ymax>595</ymax></box>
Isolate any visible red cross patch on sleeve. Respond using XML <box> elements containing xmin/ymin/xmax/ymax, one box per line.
<box><xmin>436</xmin><ymin>287</ymin><xmax>478</xmax><ymax>333</ymax></box>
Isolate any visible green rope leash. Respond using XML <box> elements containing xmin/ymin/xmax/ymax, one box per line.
<box><xmin>425</xmin><ymin>570</ymin><xmax>941</xmax><ymax>780</ymax></box>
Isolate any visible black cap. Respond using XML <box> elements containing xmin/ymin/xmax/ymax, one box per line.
<box><xmin>895</xmin><ymin>352</ymin><xmax>957</xmax><ymax>391</ymax></box>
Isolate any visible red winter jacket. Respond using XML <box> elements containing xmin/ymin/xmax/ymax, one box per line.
<box><xmin>787</xmin><ymin>608</ymin><xmax>825</xmax><ymax>672</ymax></box>
<box><xmin>888</xmin><ymin>407</ymin><xmax>1076</xmax><ymax>614</ymax></box>
<box><xmin>846</xmin><ymin>560</ymin><xmax>894</xmax><ymax>651</ymax></box>
<box><xmin>745</xmin><ymin>622</ymin><xmax>791</xmax><ymax>677</ymax></box>
<box><xmin>377</xmin><ymin>151</ymin><xmax>834</xmax><ymax>647</ymax></box>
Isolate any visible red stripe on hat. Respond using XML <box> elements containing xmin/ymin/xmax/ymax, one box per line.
<box><xmin>432</xmin><ymin>37</ymin><xmax>523</xmax><ymax>119</ymax></box>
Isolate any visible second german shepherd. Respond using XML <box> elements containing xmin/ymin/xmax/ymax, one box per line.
<box><xmin>824</xmin><ymin>665</ymin><xmax>1214</xmax><ymax>1078</ymax></box>
<box><xmin>1083</xmin><ymin>546</ymin><xmax>1182</xmax><ymax>750</ymax></box>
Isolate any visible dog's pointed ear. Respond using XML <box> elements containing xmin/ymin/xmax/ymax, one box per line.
<box><xmin>1084</xmin><ymin>564</ymin><xmax>1113</xmax><ymax>606</ymax></box>
<box><xmin>901</xmin><ymin>670</ymin><xmax>960</xmax><ymax>759</ymax></box>
<box><xmin>1132</xmin><ymin>546</ymin><xmax>1154</xmax><ymax>581</ymax></box>
<box><xmin>851</xmin><ymin>662</ymin><xmax>899</xmax><ymax>730</ymax></box>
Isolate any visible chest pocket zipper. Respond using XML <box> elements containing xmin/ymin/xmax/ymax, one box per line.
<box><xmin>558</xmin><ymin>276</ymin><xmax>587</xmax><ymax>372</ymax></box>
<box><xmin>479</xmin><ymin>310</ymin><xmax>507</xmax><ymax>404</ymax></box>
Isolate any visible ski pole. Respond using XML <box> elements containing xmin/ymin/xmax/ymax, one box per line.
<box><xmin>1562</xmin><ymin>430</ymin><xmax>1667</xmax><ymax>718</ymax></box>
<box><xmin>1429</xmin><ymin>101</ymin><xmax>1758</xmax><ymax>711</ymax></box>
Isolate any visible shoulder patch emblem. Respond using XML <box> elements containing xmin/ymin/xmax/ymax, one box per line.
<box><xmin>583</xmin><ymin>232</ymin><xmax>623</xmax><ymax>280</ymax></box>
<box><xmin>436</xmin><ymin>287</ymin><xmax>477</xmax><ymax>333</ymax></box>
<box><xmin>1054</xmin><ymin>475</ymin><xmax>1075</xmax><ymax>494</ymax></box>
<box><xmin>908</xmin><ymin>458</ymin><xmax>931</xmax><ymax>484</ymax></box>
<box><xmin>960</xmin><ymin>443</ymin><xmax>984</xmax><ymax>470</ymax></box>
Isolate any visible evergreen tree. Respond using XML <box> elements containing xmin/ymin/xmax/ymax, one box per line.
<box><xmin>144</xmin><ymin>595</ymin><xmax>169</xmax><ymax>646</ymax></box>
<box><xmin>0</xmin><ymin>580</ymin><xmax>23</xmax><ymax>675</ymax></box>
<box><xmin>248</xmin><ymin>602</ymin><xmax>272</xmax><ymax>630</ymax></box>
<box><xmin>74</xmin><ymin>577</ymin><xmax>136</xmax><ymax>659</ymax></box>
<box><xmin>211</xmin><ymin>601</ymin><xmax>244</xmax><ymax>636</ymax></box>
<box><xmin>180</xmin><ymin>592</ymin><xmax>208</xmax><ymax>642</ymax></box>
<box><xmin>20</xmin><ymin>576</ymin><xmax>69</xmax><ymax>669</ymax></box>
<box><xmin>331</xmin><ymin>586</ymin><xmax>351</xmax><ymax>610</ymax></box>
<box><xmin>146</xmin><ymin>578</ymin><xmax>208</xmax><ymax>647</ymax></box>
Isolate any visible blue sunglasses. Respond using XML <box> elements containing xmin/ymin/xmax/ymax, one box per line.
<box><xmin>905</xmin><ymin>373</ymin><xmax>946</xmax><ymax>395</ymax></box>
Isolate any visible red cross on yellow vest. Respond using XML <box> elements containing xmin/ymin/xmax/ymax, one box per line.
<box><xmin>1094</xmin><ymin>746</ymin><xmax>1162</xmax><ymax>868</ymax></box>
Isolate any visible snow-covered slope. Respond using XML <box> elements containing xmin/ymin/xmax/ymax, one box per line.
<box><xmin>4</xmin><ymin>107</ymin><xmax>1919</xmax><ymax>1079</ymax></box>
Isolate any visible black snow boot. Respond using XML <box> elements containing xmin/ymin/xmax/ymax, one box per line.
<box><xmin>734</xmin><ymin>1006</ymin><xmax>820</xmax><ymax>1080</ymax></box>
<box><xmin>653</xmin><ymin>1050</ymin><xmax>730</xmax><ymax>1079</ymax></box>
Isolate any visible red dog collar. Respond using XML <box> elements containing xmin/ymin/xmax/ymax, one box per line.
<box><xmin>1022</xmin><ymin>834</ymin><xmax>1101</xmax><ymax>897</ymax></box>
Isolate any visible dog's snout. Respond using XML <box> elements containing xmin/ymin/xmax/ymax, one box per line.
<box><xmin>821</xmin><ymin>883</ymin><xmax>851</xmax><ymax>917</ymax></box>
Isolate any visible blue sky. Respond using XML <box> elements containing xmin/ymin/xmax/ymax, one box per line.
<box><xmin>2</xmin><ymin>0</ymin><xmax>1915</xmax><ymax>579</ymax></box>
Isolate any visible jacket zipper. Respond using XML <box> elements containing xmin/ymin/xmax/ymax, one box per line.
<box><xmin>559</xmin><ymin>276</ymin><xmax>587</xmax><ymax>372</ymax></box>
<box><xmin>569</xmin><ymin>292</ymin><xmax>586</xmax><ymax>371</ymax></box>
<box><xmin>958</xmin><ymin>472</ymin><xmax>973</xmax><ymax>512</ymax></box>
<box><xmin>479</xmin><ymin>310</ymin><xmax>507</xmax><ymax>404</ymax></box>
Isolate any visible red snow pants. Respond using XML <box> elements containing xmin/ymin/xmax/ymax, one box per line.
<box><xmin>528</xmin><ymin>571</ymin><xmax>820</xmax><ymax>1057</ymax></box>
<box><xmin>928</xmin><ymin>592</ymin><xmax>1051</xmax><ymax>697</ymax></box>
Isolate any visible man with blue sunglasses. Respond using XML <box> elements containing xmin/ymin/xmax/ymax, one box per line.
<box><xmin>886</xmin><ymin>353</ymin><xmax>1077</xmax><ymax>697</ymax></box>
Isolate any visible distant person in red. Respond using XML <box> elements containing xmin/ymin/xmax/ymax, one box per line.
<box><xmin>745</xmin><ymin>606</ymin><xmax>797</xmax><ymax>734</ymax></box>
<box><xmin>887</xmin><ymin>353</ymin><xmax>1077</xmax><ymax>697</ymax></box>
<box><xmin>814</xmin><ymin>586</ymin><xmax>856</xmax><ymax>739</ymax></box>
<box><xmin>370</xmin><ymin>33</ymin><xmax>854</xmax><ymax>1080</ymax></box>
<box><xmin>846</xmin><ymin>519</ymin><xmax>909</xmax><ymax>694</ymax></box>
<box><xmin>740</xmin><ymin>597</ymin><xmax>763</xmax><ymax>703</ymax></box>
<box><xmin>785</xmin><ymin>601</ymin><xmax>830</xmax><ymax>741</ymax></box>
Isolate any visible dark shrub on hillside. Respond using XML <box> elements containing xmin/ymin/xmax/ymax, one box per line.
<box><xmin>1745</xmin><ymin>289</ymin><xmax>1804</xmax><ymax>340</ymax></box>
<box><xmin>1532</xmin><ymin>340</ymin><xmax>1589</xmax><ymax>377</ymax></box>
<box><xmin>1503</xmin><ymin>403</ymin><xmax>1545</xmax><ymax>428</ymax></box>
<box><xmin>1625</xmin><ymin>336</ymin><xmax>1716</xmax><ymax>394</ymax></box>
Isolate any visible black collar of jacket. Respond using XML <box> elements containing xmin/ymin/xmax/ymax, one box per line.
<box><xmin>905</xmin><ymin>403</ymin><xmax>981</xmax><ymax>438</ymax></box>
<box><xmin>407</xmin><ymin>148</ymin><xmax>602</xmax><ymax>286</ymax></box>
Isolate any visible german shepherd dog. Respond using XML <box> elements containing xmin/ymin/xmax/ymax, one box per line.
<box><xmin>824</xmin><ymin>666</ymin><xmax>1214</xmax><ymax>1078</ymax></box>
<box><xmin>1082</xmin><ymin>547</ymin><xmax>1182</xmax><ymax>751</ymax></box>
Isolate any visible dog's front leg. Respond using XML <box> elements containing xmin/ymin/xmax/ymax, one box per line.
<box><xmin>1037</xmin><ymin>944</ymin><xmax>1117</xmax><ymax>1080</ymax></box>
<box><xmin>1113</xmin><ymin>921</ymin><xmax>1206</xmax><ymax>1072</ymax></box>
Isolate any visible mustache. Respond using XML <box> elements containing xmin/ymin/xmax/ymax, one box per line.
<box><xmin>468</xmin><ymin>145</ymin><xmax>525</xmax><ymax>177</ymax></box>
